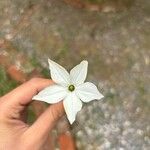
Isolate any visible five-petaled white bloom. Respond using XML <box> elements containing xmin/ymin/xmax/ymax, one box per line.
<box><xmin>32</xmin><ymin>59</ymin><xmax>104</xmax><ymax>124</ymax></box>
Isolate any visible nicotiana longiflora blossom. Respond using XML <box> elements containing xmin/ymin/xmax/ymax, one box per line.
<box><xmin>32</xmin><ymin>59</ymin><xmax>104</xmax><ymax>124</ymax></box>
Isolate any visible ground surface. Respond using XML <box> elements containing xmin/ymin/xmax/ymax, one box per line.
<box><xmin>0</xmin><ymin>0</ymin><xmax>150</xmax><ymax>149</ymax></box>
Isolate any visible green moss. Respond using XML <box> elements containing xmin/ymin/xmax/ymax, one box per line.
<box><xmin>41</xmin><ymin>68</ymin><xmax>50</xmax><ymax>78</ymax></box>
<box><xmin>0</xmin><ymin>66</ymin><xmax>7</xmax><ymax>81</ymax></box>
<box><xmin>29</xmin><ymin>55</ymin><xmax>41</xmax><ymax>67</ymax></box>
<box><xmin>27</xmin><ymin>106</ymin><xmax>36</xmax><ymax>124</ymax></box>
<box><xmin>0</xmin><ymin>67</ymin><xmax>18</xmax><ymax>96</ymax></box>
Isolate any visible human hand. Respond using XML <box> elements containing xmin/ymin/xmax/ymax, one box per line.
<box><xmin>0</xmin><ymin>78</ymin><xmax>64</xmax><ymax>150</ymax></box>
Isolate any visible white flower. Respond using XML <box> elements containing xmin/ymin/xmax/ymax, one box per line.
<box><xmin>32</xmin><ymin>59</ymin><xmax>104</xmax><ymax>124</ymax></box>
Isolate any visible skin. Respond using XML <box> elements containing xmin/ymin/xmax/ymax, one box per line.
<box><xmin>0</xmin><ymin>78</ymin><xmax>64</xmax><ymax>150</ymax></box>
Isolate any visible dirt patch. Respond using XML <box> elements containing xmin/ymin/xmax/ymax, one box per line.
<box><xmin>63</xmin><ymin>0</ymin><xmax>134</xmax><ymax>12</ymax></box>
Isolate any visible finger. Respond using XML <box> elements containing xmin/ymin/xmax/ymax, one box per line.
<box><xmin>25</xmin><ymin>101</ymin><xmax>64</xmax><ymax>142</ymax></box>
<box><xmin>2</xmin><ymin>78</ymin><xmax>53</xmax><ymax>106</ymax></box>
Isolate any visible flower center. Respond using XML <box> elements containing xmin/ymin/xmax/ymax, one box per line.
<box><xmin>68</xmin><ymin>85</ymin><xmax>75</xmax><ymax>92</ymax></box>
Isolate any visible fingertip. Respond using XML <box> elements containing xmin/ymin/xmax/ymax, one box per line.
<box><xmin>49</xmin><ymin>101</ymin><xmax>65</xmax><ymax>121</ymax></box>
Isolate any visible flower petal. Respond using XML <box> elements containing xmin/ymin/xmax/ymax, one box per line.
<box><xmin>70</xmin><ymin>60</ymin><xmax>88</xmax><ymax>85</ymax></box>
<box><xmin>76</xmin><ymin>82</ymin><xmax>104</xmax><ymax>103</ymax></box>
<box><xmin>63</xmin><ymin>92</ymin><xmax>82</xmax><ymax>124</ymax></box>
<box><xmin>32</xmin><ymin>84</ymin><xmax>68</xmax><ymax>104</ymax></box>
<box><xmin>48</xmin><ymin>59</ymin><xmax>70</xmax><ymax>85</ymax></box>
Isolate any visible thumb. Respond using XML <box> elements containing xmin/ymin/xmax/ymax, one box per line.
<box><xmin>25</xmin><ymin>101</ymin><xmax>64</xmax><ymax>142</ymax></box>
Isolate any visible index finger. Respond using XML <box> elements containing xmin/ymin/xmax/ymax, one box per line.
<box><xmin>2</xmin><ymin>78</ymin><xmax>53</xmax><ymax>106</ymax></box>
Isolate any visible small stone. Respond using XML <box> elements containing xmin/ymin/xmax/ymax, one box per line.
<box><xmin>124</xmin><ymin>120</ymin><xmax>131</xmax><ymax>127</ymax></box>
<box><xmin>144</xmin><ymin>55</ymin><xmax>149</xmax><ymax>65</ymax></box>
<box><xmin>137</xmin><ymin>129</ymin><xmax>144</xmax><ymax>136</ymax></box>
<box><xmin>104</xmin><ymin>140</ymin><xmax>111</xmax><ymax>148</ymax></box>
<box><xmin>119</xmin><ymin>148</ymin><xmax>124</xmax><ymax>150</ymax></box>
<box><xmin>5</xmin><ymin>34</ymin><xmax>13</xmax><ymax>40</ymax></box>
